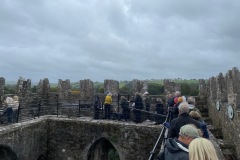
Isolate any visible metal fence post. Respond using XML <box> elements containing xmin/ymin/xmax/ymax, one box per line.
<box><xmin>56</xmin><ymin>95</ymin><xmax>59</xmax><ymax>117</ymax></box>
<box><xmin>78</xmin><ymin>100</ymin><xmax>81</xmax><ymax>117</ymax></box>
<box><xmin>16</xmin><ymin>103</ymin><xmax>20</xmax><ymax>123</ymax></box>
<box><xmin>38</xmin><ymin>100</ymin><xmax>41</xmax><ymax>118</ymax></box>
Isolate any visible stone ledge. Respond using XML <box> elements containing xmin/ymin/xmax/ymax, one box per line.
<box><xmin>0</xmin><ymin>115</ymin><xmax>162</xmax><ymax>135</ymax></box>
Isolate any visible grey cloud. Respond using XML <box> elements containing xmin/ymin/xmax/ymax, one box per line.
<box><xmin>1</xmin><ymin>0</ymin><xmax>240</xmax><ymax>82</ymax></box>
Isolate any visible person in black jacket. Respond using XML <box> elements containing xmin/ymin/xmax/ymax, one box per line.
<box><xmin>120</xmin><ymin>96</ymin><xmax>129</xmax><ymax>121</ymax></box>
<box><xmin>168</xmin><ymin>102</ymin><xmax>201</xmax><ymax>138</ymax></box>
<box><xmin>93</xmin><ymin>95</ymin><xmax>101</xmax><ymax>119</ymax></box>
<box><xmin>155</xmin><ymin>98</ymin><xmax>165</xmax><ymax>124</ymax></box>
<box><xmin>158</xmin><ymin>124</ymin><xmax>200</xmax><ymax>160</ymax></box>
<box><xmin>133</xmin><ymin>92</ymin><xmax>143</xmax><ymax>123</ymax></box>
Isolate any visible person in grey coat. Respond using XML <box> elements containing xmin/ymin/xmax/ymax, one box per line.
<box><xmin>157</xmin><ymin>124</ymin><xmax>200</xmax><ymax>160</ymax></box>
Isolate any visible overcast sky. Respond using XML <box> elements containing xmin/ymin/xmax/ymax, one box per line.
<box><xmin>0</xmin><ymin>0</ymin><xmax>240</xmax><ymax>83</ymax></box>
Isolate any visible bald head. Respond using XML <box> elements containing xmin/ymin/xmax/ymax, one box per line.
<box><xmin>179</xmin><ymin>102</ymin><xmax>189</xmax><ymax>114</ymax></box>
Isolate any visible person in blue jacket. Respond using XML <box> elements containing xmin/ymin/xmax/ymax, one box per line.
<box><xmin>189</xmin><ymin>110</ymin><xmax>209</xmax><ymax>139</ymax></box>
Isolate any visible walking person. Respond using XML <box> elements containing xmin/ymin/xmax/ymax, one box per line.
<box><xmin>104</xmin><ymin>93</ymin><xmax>112</xmax><ymax>120</ymax></box>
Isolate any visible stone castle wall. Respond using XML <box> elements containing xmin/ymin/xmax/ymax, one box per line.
<box><xmin>0</xmin><ymin>116</ymin><xmax>162</xmax><ymax>160</ymax></box>
<box><xmin>199</xmin><ymin>67</ymin><xmax>240</xmax><ymax>159</ymax></box>
<box><xmin>163</xmin><ymin>79</ymin><xmax>181</xmax><ymax>95</ymax></box>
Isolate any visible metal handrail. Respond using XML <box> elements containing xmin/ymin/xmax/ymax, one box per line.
<box><xmin>148</xmin><ymin>111</ymin><xmax>171</xmax><ymax>160</ymax></box>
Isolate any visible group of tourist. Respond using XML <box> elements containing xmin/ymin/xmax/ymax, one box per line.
<box><xmin>93</xmin><ymin>92</ymin><xmax>166</xmax><ymax>123</ymax></box>
<box><xmin>158</xmin><ymin>91</ymin><xmax>218</xmax><ymax>160</ymax></box>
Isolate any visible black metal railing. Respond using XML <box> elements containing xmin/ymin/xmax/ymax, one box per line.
<box><xmin>1</xmin><ymin>95</ymin><xmax>169</xmax><ymax>127</ymax></box>
<box><xmin>148</xmin><ymin>111</ymin><xmax>171</xmax><ymax>160</ymax></box>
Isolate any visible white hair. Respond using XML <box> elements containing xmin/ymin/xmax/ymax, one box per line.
<box><xmin>178</xmin><ymin>102</ymin><xmax>189</xmax><ymax>114</ymax></box>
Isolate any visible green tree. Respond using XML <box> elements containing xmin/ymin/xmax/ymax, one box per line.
<box><xmin>119</xmin><ymin>85</ymin><xmax>132</xmax><ymax>94</ymax></box>
<box><xmin>148</xmin><ymin>83</ymin><xmax>164</xmax><ymax>95</ymax></box>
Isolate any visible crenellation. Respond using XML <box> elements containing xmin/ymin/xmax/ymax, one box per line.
<box><xmin>216</xmin><ymin>73</ymin><xmax>228</xmax><ymax>102</ymax></box>
<box><xmin>198</xmin><ymin>79</ymin><xmax>207</xmax><ymax>97</ymax></box>
<box><xmin>57</xmin><ymin>79</ymin><xmax>71</xmax><ymax>102</ymax></box>
<box><xmin>209</xmin><ymin>76</ymin><xmax>217</xmax><ymax>100</ymax></box>
<box><xmin>0</xmin><ymin>77</ymin><xmax>5</xmax><ymax>108</ymax></box>
<box><xmin>104</xmin><ymin>79</ymin><xmax>119</xmax><ymax>106</ymax></box>
<box><xmin>163</xmin><ymin>79</ymin><xmax>181</xmax><ymax>95</ymax></box>
<box><xmin>79</xmin><ymin>79</ymin><xmax>94</xmax><ymax>102</ymax></box>
<box><xmin>132</xmin><ymin>79</ymin><xmax>148</xmax><ymax>95</ymax></box>
<box><xmin>203</xmin><ymin>67</ymin><xmax>240</xmax><ymax>159</ymax></box>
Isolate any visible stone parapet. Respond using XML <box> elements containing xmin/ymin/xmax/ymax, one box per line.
<box><xmin>0</xmin><ymin>116</ymin><xmax>162</xmax><ymax>160</ymax></box>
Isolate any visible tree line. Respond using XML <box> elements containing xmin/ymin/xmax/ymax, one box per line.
<box><xmin>4</xmin><ymin>79</ymin><xmax>199</xmax><ymax>96</ymax></box>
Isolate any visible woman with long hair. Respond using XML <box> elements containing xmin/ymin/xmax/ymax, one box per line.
<box><xmin>189</xmin><ymin>138</ymin><xmax>219</xmax><ymax>160</ymax></box>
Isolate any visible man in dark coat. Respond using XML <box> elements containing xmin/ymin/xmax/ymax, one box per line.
<box><xmin>168</xmin><ymin>102</ymin><xmax>201</xmax><ymax>138</ymax></box>
<box><xmin>120</xmin><ymin>96</ymin><xmax>129</xmax><ymax>121</ymax></box>
<box><xmin>158</xmin><ymin>124</ymin><xmax>200</xmax><ymax>160</ymax></box>
<box><xmin>133</xmin><ymin>92</ymin><xmax>143</xmax><ymax>123</ymax></box>
<box><xmin>93</xmin><ymin>95</ymin><xmax>101</xmax><ymax>119</ymax></box>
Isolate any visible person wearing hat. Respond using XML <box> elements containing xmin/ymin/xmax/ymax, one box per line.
<box><xmin>157</xmin><ymin>124</ymin><xmax>200</xmax><ymax>160</ymax></box>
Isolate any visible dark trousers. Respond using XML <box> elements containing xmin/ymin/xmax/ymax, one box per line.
<box><xmin>6</xmin><ymin>107</ymin><xmax>13</xmax><ymax>123</ymax></box>
<box><xmin>122</xmin><ymin>109</ymin><xmax>129</xmax><ymax>121</ymax></box>
<box><xmin>104</xmin><ymin>104</ymin><xmax>111</xmax><ymax>119</ymax></box>
<box><xmin>12</xmin><ymin>109</ymin><xmax>18</xmax><ymax>123</ymax></box>
<box><xmin>94</xmin><ymin>107</ymin><xmax>100</xmax><ymax>119</ymax></box>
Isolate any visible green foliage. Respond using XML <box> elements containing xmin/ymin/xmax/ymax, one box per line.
<box><xmin>71</xmin><ymin>82</ymin><xmax>79</xmax><ymax>90</ymax></box>
<box><xmin>96</xmin><ymin>86</ymin><xmax>104</xmax><ymax>93</ymax></box>
<box><xmin>31</xmin><ymin>86</ymin><xmax>37</xmax><ymax>93</ymax></box>
<box><xmin>50</xmin><ymin>87</ymin><xmax>57</xmax><ymax>92</ymax></box>
<box><xmin>3</xmin><ymin>79</ymin><xmax>199</xmax><ymax>96</ymax></box>
<box><xmin>148</xmin><ymin>83</ymin><xmax>164</xmax><ymax>95</ymax></box>
<box><xmin>119</xmin><ymin>85</ymin><xmax>131</xmax><ymax>94</ymax></box>
<box><xmin>4</xmin><ymin>85</ymin><xmax>16</xmax><ymax>94</ymax></box>
<box><xmin>94</xmin><ymin>82</ymin><xmax>104</xmax><ymax>93</ymax></box>
<box><xmin>180</xmin><ymin>81</ymin><xmax>199</xmax><ymax>96</ymax></box>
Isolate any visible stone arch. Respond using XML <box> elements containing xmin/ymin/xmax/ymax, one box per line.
<box><xmin>0</xmin><ymin>145</ymin><xmax>18</xmax><ymax>160</ymax></box>
<box><xmin>87</xmin><ymin>137</ymin><xmax>121</xmax><ymax>160</ymax></box>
